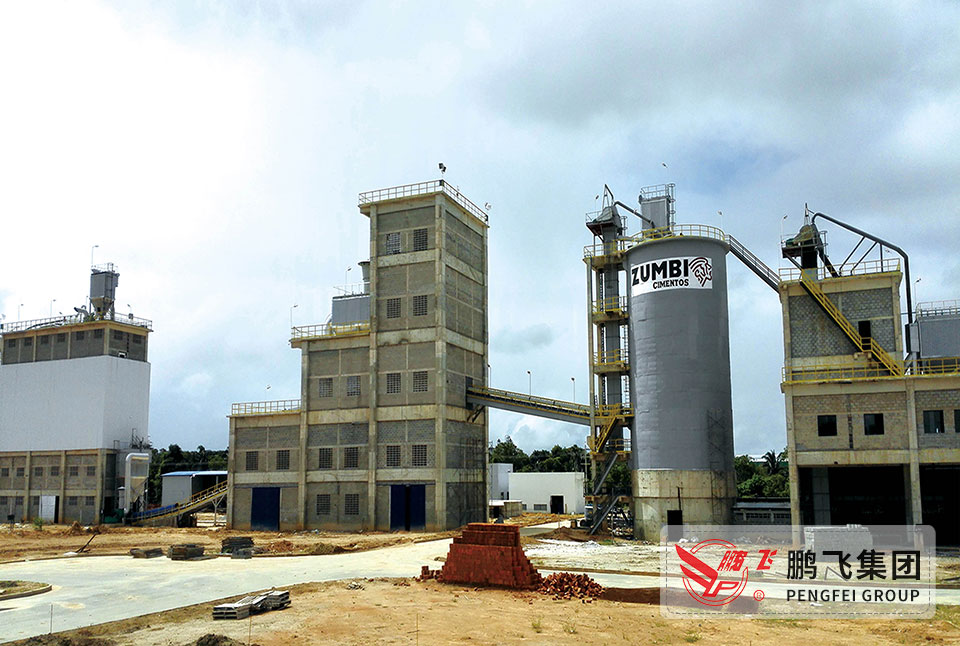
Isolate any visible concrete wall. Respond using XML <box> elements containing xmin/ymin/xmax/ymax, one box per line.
<box><xmin>0</xmin><ymin>355</ymin><xmax>150</xmax><ymax>451</ymax></box>
<box><xmin>508</xmin><ymin>472</ymin><xmax>585</xmax><ymax>515</ymax></box>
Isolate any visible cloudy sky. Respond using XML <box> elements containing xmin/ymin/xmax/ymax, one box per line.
<box><xmin>2</xmin><ymin>2</ymin><xmax>958</xmax><ymax>456</ymax></box>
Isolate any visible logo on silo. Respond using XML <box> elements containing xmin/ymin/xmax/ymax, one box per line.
<box><xmin>630</xmin><ymin>256</ymin><xmax>714</xmax><ymax>295</ymax></box>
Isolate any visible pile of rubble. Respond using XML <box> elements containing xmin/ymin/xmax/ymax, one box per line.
<box><xmin>537</xmin><ymin>572</ymin><xmax>603</xmax><ymax>600</ymax></box>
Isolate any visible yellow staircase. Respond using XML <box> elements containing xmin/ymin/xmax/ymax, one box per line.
<box><xmin>799</xmin><ymin>272</ymin><xmax>903</xmax><ymax>376</ymax></box>
<box><xmin>130</xmin><ymin>480</ymin><xmax>228</xmax><ymax>525</ymax></box>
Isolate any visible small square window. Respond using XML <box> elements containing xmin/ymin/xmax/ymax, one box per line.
<box><xmin>412</xmin><ymin>294</ymin><xmax>428</xmax><ymax>317</ymax></box>
<box><xmin>386</xmin><ymin>298</ymin><xmax>401</xmax><ymax>319</ymax></box>
<box><xmin>57</xmin><ymin>333</ymin><xmax>66</xmax><ymax>342</ymax></box>
<box><xmin>33</xmin><ymin>466</ymin><xmax>43</xmax><ymax>477</ymax></box>
<box><xmin>318</xmin><ymin>447</ymin><xmax>333</xmax><ymax>469</ymax></box>
<box><xmin>132</xmin><ymin>335</ymin><xmax>142</xmax><ymax>344</ymax></box>
<box><xmin>246</xmin><ymin>451</ymin><xmax>259</xmax><ymax>471</ymax></box>
<box><xmin>385</xmin><ymin>232</ymin><xmax>401</xmax><ymax>255</ymax></box>
<box><xmin>276</xmin><ymin>449</ymin><xmax>291</xmax><ymax>471</ymax></box>
<box><xmin>923</xmin><ymin>410</ymin><xmax>944</xmax><ymax>434</ymax></box>
<box><xmin>40</xmin><ymin>335</ymin><xmax>50</xmax><ymax>345</ymax></box>
<box><xmin>386</xmin><ymin>445</ymin><xmax>401</xmax><ymax>468</ymax></box>
<box><xmin>50</xmin><ymin>466</ymin><xmax>60</xmax><ymax>477</ymax></box>
<box><xmin>318</xmin><ymin>377</ymin><xmax>333</xmax><ymax>398</ymax></box>
<box><xmin>31</xmin><ymin>495</ymin><xmax>39</xmax><ymax>507</ymax></box>
<box><xmin>316</xmin><ymin>494</ymin><xmax>331</xmax><ymax>516</ymax></box>
<box><xmin>864</xmin><ymin>413</ymin><xmax>885</xmax><ymax>436</ymax></box>
<box><xmin>0</xmin><ymin>497</ymin><xmax>6</xmax><ymax>505</ymax></box>
<box><xmin>84</xmin><ymin>496</ymin><xmax>95</xmax><ymax>506</ymax></box>
<box><xmin>344</xmin><ymin>493</ymin><xmax>360</xmax><ymax>516</ymax></box>
<box><xmin>412</xmin><ymin>444</ymin><xmax>428</xmax><ymax>467</ymax></box>
<box><xmin>86</xmin><ymin>465</ymin><xmax>96</xmax><ymax>477</ymax></box>
<box><xmin>343</xmin><ymin>446</ymin><xmax>359</xmax><ymax>469</ymax></box>
<box><xmin>23</xmin><ymin>337</ymin><xmax>32</xmax><ymax>347</ymax></box>
<box><xmin>413</xmin><ymin>228</ymin><xmax>429</xmax><ymax>252</ymax></box>
<box><xmin>15</xmin><ymin>467</ymin><xmax>24</xmax><ymax>478</ymax></box>
<box><xmin>5</xmin><ymin>339</ymin><xmax>15</xmax><ymax>348</ymax></box>
<box><xmin>346</xmin><ymin>375</ymin><xmax>361</xmax><ymax>397</ymax></box>
<box><xmin>14</xmin><ymin>496</ymin><xmax>23</xmax><ymax>506</ymax></box>
<box><xmin>817</xmin><ymin>414</ymin><xmax>838</xmax><ymax>437</ymax></box>
<box><xmin>67</xmin><ymin>496</ymin><xmax>78</xmax><ymax>506</ymax></box>
<box><xmin>386</xmin><ymin>373</ymin><xmax>401</xmax><ymax>394</ymax></box>
<box><xmin>113</xmin><ymin>330</ymin><xmax>124</xmax><ymax>340</ymax></box>
<box><xmin>68</xmin><ymin>465</ymin><xmax>79</xmax><ymax>477</ymax></box>
<box><xmin>75</xmin><ymin>331</ymin><xmax>85</xmax><ymax>341</ymax></box>
<box><xmin>0</xmin><ymin>468</ymin><xmax>8</xmax><ymax>477</ymax></box>
<box><xmin>412</xmin><ymin>370</ymin><xmax>428</xmax><ymax>393</ymax></box>
<box><xmin>94</xmin><ymin>329</ymin><xmax>103</xmax><ymax>339</ymax></box>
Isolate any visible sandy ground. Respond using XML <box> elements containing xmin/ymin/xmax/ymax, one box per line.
<box><xmin>0</xmin><ymin>523</ymin><xmax>456</xmax><ymax>563</ymax></box>
<box><xmin>10</xmin><ymin>578</ymin><xmax>960</xmax><ymax>646</ymax></box>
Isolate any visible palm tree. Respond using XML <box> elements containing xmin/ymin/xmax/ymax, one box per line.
<box><xmin>763</xmin><ymin>450</ymin><xmax>783</xmax><ymax>476</ymax></box>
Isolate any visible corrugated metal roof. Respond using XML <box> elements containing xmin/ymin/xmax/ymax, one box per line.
<box><xmin>160</xmin><ymin>470</ymin><xmax>228</xmax><ymax>478</ymax></box>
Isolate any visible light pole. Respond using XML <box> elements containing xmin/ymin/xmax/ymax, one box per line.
<box><xmin>526</xmin><ymin>370</ymin><xmax>531</xmax><ymax>396</ymax></box>
<box><xmin>571</xmin><ymin>377</ymin><xmax>576</xmax><ymax>402</ymax></box>
<box><xmin>487</xmin><ymin>363</ymin><xmax>491</xmax><ymax>387</ymax></box>
<box><xmin>49</xmin><ymin>299</ymin><xmax>56</xmax><ymax>317</ymax></box>
<box><xmin>717</xmin><ymin>210</ymin><xmax>723</xmax><ymax>232</ymax></box>
<box><xmin>289</xmin><ymin>304</ymin><xmax>299</xmax><ymax>328</ymax></box>
<box><xmin>18</xmin><ymin>303</ymin><xmax>23</xmax><ymax>320</ymax></box>
<box><xmin>91</xmin><ymin>244</ymin><xmax>99</xmax><ymax>267</ymax></box>
<box><xmin>779</xmin><ymin>214</ymin><xmax>788</xmax><ymax>242</ymax></box>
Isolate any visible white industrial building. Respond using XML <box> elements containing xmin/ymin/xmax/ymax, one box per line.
<box><xmin>0</xmin><ymin>264</ymin><xmax>152</xmax><ymax>523</ymax></box>
<box><xmin>508</xmin><ymin>472</ymin><xmax>585</xmax><ymax>515</ymax></box>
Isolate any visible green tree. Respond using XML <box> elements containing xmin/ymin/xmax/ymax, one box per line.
<box><xmin>490</xmin><ymin>436</ymin><xmax>529</xmax><ymax>471</ymax></box>
<box><xmin>763</xmin><ymin>450</ymin><xmax>783</xmax><ymax>476</ymax></box>
<box><xmin>734</xmin><ymin>454</ymin><xmax>757</xmax><ymax>483</ymax></box>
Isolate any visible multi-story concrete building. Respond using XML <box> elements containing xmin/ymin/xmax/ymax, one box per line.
<box><xmin>0</xmin><ymin>264</ymin><xmax>152</xmax><ymax>524</ymax></box>
<box><xmin>781</xmin><ymin>218</ymin><xmax>960</xmax><ymax>545</ymax></box>
<box><xmin>227</xmin><ymin>180</ymin><xmax>489</xmax><ymax>531</ymax></box>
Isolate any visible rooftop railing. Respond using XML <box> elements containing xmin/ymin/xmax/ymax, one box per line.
<box><xmin>290</xmin><ymin>321</ymin><xmax>371</xmax><ymax>341</ymax></box>
<box><xmin>1</xmin><ymin>313</ymin><xmax>153</xmax><ymax>334</ymax></box>
<box><xmin>583</xmin><ymin>223</ymin><xmax>726</xmax><ymax>258</ymax></box>
<box><xmin>358</xmin><ymin>179</ymin><xmax>489</xmax><ymax>223</ymax></box>
<box><xmin>778</xmin><ymin>258</ymin><xmax>900</xmax><ymax>281</ymax></box>
<box><xmin>230</xmin><ymin>399</ymin><xmax>301</xmax><ymax>416</ymax></box>
<box><xmin>917</xmin><ymin>300</ymin><xmax>960</xmax><ymax>318</ymax></box>
<box><xmin>782</xmin><ymin>356</ymin><xmax>960</xmax><ymax>384</ymax></box>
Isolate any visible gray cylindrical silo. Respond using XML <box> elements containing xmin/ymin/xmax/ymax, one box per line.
<box><xmin>625</xmin><ymin>233</ymin><xmax>736</xmax><ymax>539</ymax></box>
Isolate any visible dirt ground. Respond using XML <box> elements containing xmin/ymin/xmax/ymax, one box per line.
<box><xmin>0</xmin><ymin>523</ymin><xmax>456</xmax><ymax>563</ymax></box>
<box><xmin>11</xmin><ymin>578</ymin><xmax>960</xmax><ymax>646</ymax></box>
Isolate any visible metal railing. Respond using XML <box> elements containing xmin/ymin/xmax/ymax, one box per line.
<box><xmin>594</xmin><ymin>349</ymin><xmax>629</xmax><ymax>370</ymax></box>
<box><xmin>230</xmin><ymin>399</ymin><xmax>301</xmax><ymax>416</ymax></box>
<box><xmin>1</xmin><ymin>313</ymin><xmax>153</xmax><ymax>334</ymax></box>
<box><xmin>129</xmin><ymin>480</ymin><xmax>228</xmax><ymax>522</ymax></box>
<box><xmin>727</xmin><ymin>234</ymin><xmax>780</xmax><ymax>290</ymax></box>
<box><xmin>358</xmin><ymin>179</ymin><xmax>488</xmax><ymax>223</ymax></box>
<box><xmin>587</xmin><ymin>437</ymin><xmax>631</xmax><ymax>453</ymax></box>
<box><xmin>778</xmin><ymin>258</ymin><xmax>900</xmax><ymax>281</ymax></box>
<box><xmin>291</xmin><ymin>321</ymin><xmax>370</xmax><ymax>340</ymax></box>
<box><xmin>466</xmin><ymin>385</ymin><xmax>591</xmax><ymax>420</ymax></box>
<box><xmin>592</xmin><ymin>296</ymin><xmax>628</xmax><ymax>316</ymax></box>
<box><xmin>583</xmin><ymin>223</ymin><xmax>726</xmax><ymax>259</ymax></box>
<box><xmin>917</xmin><ymin>300</ymin><xmax>960</xmax><ymax>317</ymax></box>
<box><xmin>782</xmin><ymin>356</ymin><xmax>960</xmax><ymax>383</ymax></box>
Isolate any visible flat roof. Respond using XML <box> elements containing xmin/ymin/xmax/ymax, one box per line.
<box><xmin>161</xmin><ymin>470</ymin><xmax>227</xmax><ymax>478</ymax></box>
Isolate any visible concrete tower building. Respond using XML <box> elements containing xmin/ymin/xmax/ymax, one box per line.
<box><xmin>228</xmin><ymin>180</ymin><xmax>489</xmax><ymax>531</ymax></box>
<box><xmin>0</xmin><ymin>264</ymin><xmax>152</xmax><ymax>524</ymax></box>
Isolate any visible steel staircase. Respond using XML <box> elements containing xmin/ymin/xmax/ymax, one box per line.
<box><xmin>727</xmin><ymin>234</ymin><xmax>780</xmax><ymax>291</ymax></box>
<box><xmin>129</xmin><ymin>480</ymin><xmax>228</xmax><ymax>525</ymax></box>
<box><xmin>799</xmin><ymin>272</ymin><xmax>903</xmax><ymax>376</ymax></box>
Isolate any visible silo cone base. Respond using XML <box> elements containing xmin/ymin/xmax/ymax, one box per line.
<box><xmin>631</xmin><ymin>469</ymin><xmax>736</xmax><ymax>541</ymax></box>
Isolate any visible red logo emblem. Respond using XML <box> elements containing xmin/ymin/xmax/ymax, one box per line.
<box><xmin>676</xmin><ymin>540</ymin><xmax>749</xmax><ymax>606</ymax></box>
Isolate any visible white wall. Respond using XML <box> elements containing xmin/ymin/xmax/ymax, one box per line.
<box><xmin>161</xmin><ymin>475</ymin><xmax>194</xmax><ymax>508</ymax></box>
<box><xmin>488</xmin><ymin>462</ymin><xmax>513</xmax><ymax>500</ymax></box>
<box><xmin>508</xmin><ymin>472</ymin><xmax>585</xmax><ymax>515</ymax></box>
<box><xmin>0</xmin><ymin>356</ymin><xmax>150</xmax><ymax>451</ymax></box>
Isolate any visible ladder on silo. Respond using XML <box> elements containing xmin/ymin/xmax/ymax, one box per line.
<box><xmin>798</xmin><ymin>272</ymin><xmax>903</xmax><ymax>376</ymax></box>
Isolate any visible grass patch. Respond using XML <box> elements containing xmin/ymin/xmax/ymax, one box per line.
<box><xmin>531</xmin><ymin>617</ymin><xmax>543</xmax><ymax>633</ymax></box>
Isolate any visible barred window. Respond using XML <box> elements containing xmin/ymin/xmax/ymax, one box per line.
<box><xmin>386</xmin><ymin>445</ymin><xmax>401</xmax><ymax>468</ymax></box>
<box><xmin>68</xmin><ymin>465</ymin><xmax>79</xmax><ymax>477</ymax></box>
<box><xmin>24</xmin><ymin>337</ymin><xmax>32</xmax><ymax>347</ymax></box>
<box><xmin>923</xmin><ymin>410</ymin><xmax>944</xmax><ymax>434</ymax></box>
<box><xmin>276</xmin><ymin>449</ymin><xmax>290</xmax><ymax>470</ymax></box>
<box><xmin>412</xmin><ymin>444</ymin><xmax>428</xmax><ymax>467</ymax></box>
<box><xmin>385</xmin><ymin>232</ymin><xmax>401</xmax><ymax>255</ymax></box>
<box><xmin>67</xmin><ymin>496</ymin><xmax>78</xmax><ymax>506</ymax></box>
<box><xmin>533</xmin><ymin>503</ymin><xmax>548</xmax><ymax>511</ymax></box>
<box><xmin>113</xmin><ymin>330</ymin><xmax>124</xmax><ymax>341</ymax></box>
<box><xmin>246</xmin><ymin>451</ymin><xmax>259</xmax><ymax>471</ymax></box>
<box><xmin>318</xmin><ymin>377</ymin><xmax>333</xmax><ymax>398</ymax></box>
<box><xmin>50</xmin><ymin>466</ymin><xmax>60</xmax><ymax>477</ymax></box>
<box><xmin>84</xmin><ymin>496</ymin><xmax>95</xmax><ymax>506</ymax></box>
<box><xmin>93</xmin><ymin>329</ymin><xmax>103</xmax><ymax>339</ymax></box>
<box><xmin>316</xmin><ymin>494</ymin><xmax>331</xmax><ymax>515</ymax></box>
<box><xmin>16</xmin><ymin>467</ymin><xmax>24</xmax><ymax>477</ymax></box>
<box><xmin>132</xmin><ymin>335</ymin><xmax>142</xmax><ymax>344</ymax></box>
<box><xmin>386</xmin><ymin>298</ymin><xmax>401</xmax><ymax>319</ymax></box>
<box><xmin>31</xmin><ymin>495</ymin><xmax>39</xmax><ymax>507</ymax></box>
<box><xmin>0</xmin><ymin>496</ymin><xmax>6</xmax><ymax>505</ymax></box>
<box><xmin>34</xmin><ymin>466</ymin><xmax>43</xmax><ymax>477</ymax></box>
<box><xmin>5</xmin><ymin>339</ymin><xmax>14</xmax><ymax>348</ymax></box>
<box><xmin>75</xmin><ymin>331</ymin><xmax>85</xmax><ymax>341</ymax></box>
<box><xmin>57</xmin><ymin>333</ymin><xmax>66</xmax><ymax>342</ymax></box>
<box><xmin>412</xmin><ymin>294</ymin><xmax>428</xmax><ymax>317</ymax></box>
<box><xmin>318</xmin><ymin>447</ymin><xmax>333</xmax><ymax>469</ymax></box>
<box><xmin>386</xmin><ymin>373</ymin><xmax>401</xmax><ymax>394</ymax></box>
<box><xmin>0</xmin><ymin>468</ymin><xmax>7</xmax><ymax>477</ymax></box>
<box><xmin>86</xmin><ymin>465</ymin><xmax>96</xmax><ymax>477</ymax></box>
<box><xmin>412</xmin><ymin>228</ymin><xmax>429</xmax><ymax>251</ymax></box>
<box><xmin>344</xmin><ymin>493</ymin><xmax>360</xmax><ymax>515</ymax></box>
<box><xmin>14</xmin><ymin>496</ymin><xmax>22</xmax><ymax>506</ymax></box>
<box><xmin>412</xmin><ymin>370</ymin><xmax>428</xmax><ymax>393</ymax></box>
<box><xmin>343</xmin><ymin>446</ymin><xmax>359</xmax><ymax>469</ymax></box>
<box><xmin>346</xmin><ymin>375</ymin><xmax>361</xmax><ymax>397</ymax></box>
<box><xmin>40</xmin><ymin>335</ymin><xmax>50</xmax><ymax>345</ymax></box>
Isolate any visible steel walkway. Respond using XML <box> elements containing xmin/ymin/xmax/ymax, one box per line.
<box><xmin>466</xmin><ymin>386</ymin><xmax>591</xmax><ymax>425</ymax></box>
<box><xmin>727</xmin><ymin>234</ymin><xmax>780</xmax><ymax>291</ymax></box>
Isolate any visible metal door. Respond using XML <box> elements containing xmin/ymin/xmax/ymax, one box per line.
<box><xmin>250</xmin><ymin>487</ymin><xmax>280</xmax><ymax>531</ymax></box>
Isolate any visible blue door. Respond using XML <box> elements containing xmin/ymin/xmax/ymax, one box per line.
<box><xmin>250</xmin><ymin>487</ymin><xmax>280</xmax><ymax>531</ymax></box>
<box><xmin>390</xmin><ymin>484</ymin><xmax>426</xmax><ymax>531</ymax></box>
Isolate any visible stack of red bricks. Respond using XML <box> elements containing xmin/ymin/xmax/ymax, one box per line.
<box><xmin>438</xmin><ymin>523</ymin><xmax>542</xmax><ymax>589</ymax></box>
